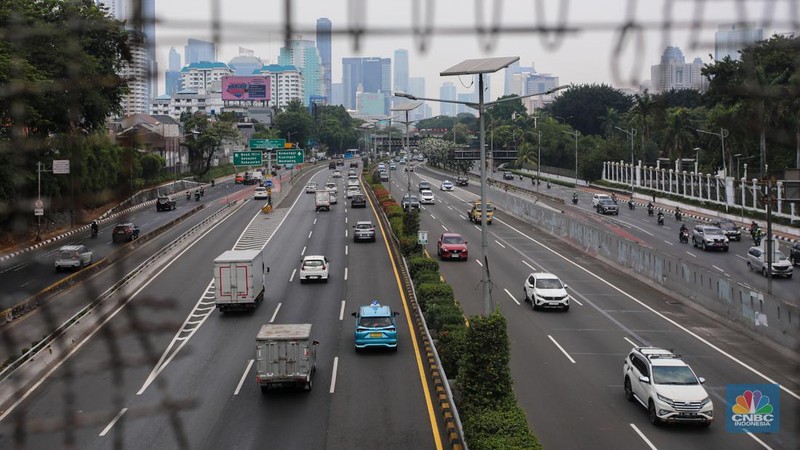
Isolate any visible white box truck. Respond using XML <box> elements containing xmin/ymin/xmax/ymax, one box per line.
<box><xmin>315</xmin><ymin>190</ymin><xmax>331</xmax><ymax>212</ymax></box>
<box><xmin>213</xmin><ymin>249</ymin><xmax>267</xmax><ymax>312</ymax></box>
<box><xmin>255</xmin><ymin>324</ymin><xmax>318</xmax><ymax>392</ymax></box>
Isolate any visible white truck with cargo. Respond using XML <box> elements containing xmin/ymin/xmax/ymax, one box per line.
<box><xmin>213</xmin><ymin>249</ymin><xmax>268</xmax><ymax>312</ymax></box>
<box><xmin>315</xmin><ymin>190</ymin><xmax>331</xmax><ymax>211</ymax></box>
<box><xmin>255</xmin><ymin>324</ymin><xmax>318</xmax><ymax>392</ymax></box>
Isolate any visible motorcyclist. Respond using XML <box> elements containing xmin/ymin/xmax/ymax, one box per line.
<box><xmin>754</xmin><ymin>227</ymin><xmax>765</xmax><ymax>245</ymax></box>
<box><xmin>674</xmin><ymin>206</ymin><xmax>682</xmax><ymax>221</ymax></box>
<box><xmin>679</xmin><ymin>224</ymin><xmax>688</xmax><ymax>241</ymax></box>
<box><xmin>628</xmin><ymin>197</ymin><xmax>635</xmax><ymax>209</ymax></box>
<box><xmin>657</xmin><ymin>210</ymin><xmax>664</xmax><ymax>225</ymax></box>
<box><xmin>91</xmin><ymin>220</ymin><xmax>99</xmax><ymax>237</ymax></box>
<box><xmin>572</xmin><ymin>192</ymin><xmax>578</xmax><ymax>204</ymax></box>
<box><xmin>750</xmin><ymin>221</ymin><xmax>759</xmax><ymax>238</ymax></box>
<box><xmin>194</xmin><ymin>189</ymin><xmax>200</xmax><ymax>201</ymax></box>
<box><xmin>186</xmin><ymin>190</ymin><xmax>191</xmax><ymax>200</ymax></box>
<box><xmin>546</xmin><ymin>180</ymin><xmax>551</xmax><ymax>189</ymax></box>
<box><xmin>647</xmin><ymin>202</ymin><xmax>654</xmax><ymax>216</ymax></box>
<box><xmin>200</xmin><ymin>186</ymin><xmax>205</xmax><ymax>196</ymax></box>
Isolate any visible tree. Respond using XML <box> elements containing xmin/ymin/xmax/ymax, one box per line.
<box><xmin>274</xmin><ymin>99</ymin><xmax>313</xmax><ymax>147</ymax></box>
<box><xmin>182</xmin><ymin>112</ymin><xmax>240</xmax><ymax>175</ymax></box>
<box><xmin>545</xmin><ymin>84</ymin><xmax>633</xmax><ymax>136</ymax></box>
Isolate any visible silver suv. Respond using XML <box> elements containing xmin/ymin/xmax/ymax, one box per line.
<box><xmin>623</xmin><ymin>347</ymin><xmax>713</xmax><ymax>426</ymax></box>
<box><xmin>353</xmin><ymin>221</ymin><xmax>376</xmax><ymax>242</ymax></box>
<box><xmin>55</xmin><ymin>245</ymin><xmax>93</xmax><ymax>272</ymax></box>
<box><xmin>692</xmin><ymin>225</ymin><xmax>729</xmax><ymax>251</ymax></box>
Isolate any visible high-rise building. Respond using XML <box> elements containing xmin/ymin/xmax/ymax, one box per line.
<box><xmin>165</xmin><ymin>70</ymin><xmax>182</xmax><ymax>96</ymax></box>
<box><xmin>95</xmin><ymin>0</ymin><xmax>124</xmax><ymax>19</ymax></box>
<box><xmin>504</xmin><ymin>60</ymin><xmax>520</xmax><ymax>95</ymax></box>
<box><xmin>278</xmin><ymin>38</ymin><xmax>324</xmax><ymax>105</ymax></box>
<box><xmin>650</xmin><ymin>46</ymin><xmax>707</xmax><ymax>93</ymax></box>
<box><xmin>99</xmin><ymin>0</ymin><xmax>156</xmax><ymax>99</ymax></box>
<box><xmin>316</xmin><ymin>18</ymin><xmax>332</xmax><ymax>99</ymax></box>
<box><xmin>180</xmin><ymin>62</ymin><xmax>233</xmax><ymax>92</ymax></box>
<box><xmin>168</xmin><ymin>47</ymin><xmax>181</xmax><ymax>71</ymax></box>
<box><xmin>331</xmin><ymin>83</ymin><xmax>343</xmax><ymax>106</ymax></box>
<box><xmin>229</xmin><ymin>49</ymin><xmax>263</xmax><ymax>76</ymax></box>
<box><xmin>439</xmin><ymin>82</ymin><xmax>457</xmax><ymax>116</ymax></box>
<box><xmin>714</xmin><ymin>24</ymin><xmax>763</xmax><ymax>61</ymax></box>
<box><xmin>185</xmin><ymin>39</ymin><xmax>216</xmax><ymax>65</ymax></box>
<box><xmin>362</xmin><ymin>57</ymin><xmax>384</xmax><ymax>93</ymax></box>
<box><xmin>258</xmin><ymin>64</ymin><xmax>303</xmax><ymax>108</ymax></box>
<box><xmin>408</xmin><ymin>77</ymin><xmax>426</xmax><ymax>120</ymax></box>
<box><xmin>342</xmin><ymin>58</ymin><xmax>363</xmax><ymax>110</ymax></box>
<box><xmin>119</xmin><ymin>31</ymin><xmax>150</xmax><ymax>114</ymax></box>
<box><xmin>394</xmin><ymin>49</ymin><xmax>409</xmax><ymax>94</ymax></box>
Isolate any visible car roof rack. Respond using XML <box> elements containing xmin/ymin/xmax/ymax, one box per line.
<box><xmin>637</xmin><ymin>347</ymin><xmax>680</xmax><ymax>360</ymax></box>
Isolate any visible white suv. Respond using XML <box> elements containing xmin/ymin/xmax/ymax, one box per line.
<box><xmin>592</xmin><ymin>193</ymin><xmax>612</xmax><ymax>208</ymax></box>
<box><xmin>523</xmin><ymin>272</ymin><xmax>569</xmax><ymax>311</ymax></box>
<box><xmin>299</xmin><ymin>255</ymin><xmax>329</xmax><ymax>283</ymax></box>
<box><xmin>623</xmin><ymin>347</ymin><xmax>713</xmax><ymax>426</ymax></box>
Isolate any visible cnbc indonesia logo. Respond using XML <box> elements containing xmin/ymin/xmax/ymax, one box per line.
<box><xmin>727</xmin><ymin>384</ymin><xmax>779</xmax><ymax>433</ymax></box>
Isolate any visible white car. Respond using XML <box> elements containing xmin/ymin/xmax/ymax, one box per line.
<box><xmin>523</xmin><ymin>272</ymin><xmax>569</xmax><ymax>311</ymax></box>
<box><xmin>419</xmin><ymin>189</ymin><xmax>435</xmax><ymax>204</ymax></box>
<box><xmin>305</xmin><ymin>182</ymin><xmax>317</xmax><ymax>193</ymax></box>
<box><xmin>747</xmin><ymin>246</ymin><xmax>793</xmax><ymax>278</ymax></box>
<box><xmin>346</xmin><ymin>185</ymin><xmax>361</xmax><ymax>198</ymax></box>
<box><xmin>328</xmin><ymin>190</ymin><xmax>338</xmax><ymax>204</ymax></box>
<box><xmin>440</xmin><ymin>180</ymin><xmax>454</xmax><ymax>191</ymax></box>
<box><xmin>347</xmin><ymin>176</ymin><xmax>359</xmax><ymax>187</ymax></box>
<box><xmin>325</xmin><ymin>181</ymin><xmax>337</xmax><ymax>193</ymax></box>
<box><xmin>55</xmin><ymin>245</ymin><xmax>93</xmax><ymax>272</ymax></box>
<box><xmin>332</xmin><ymin>170</ymin><xmax>342</xmax><ymax>178</ymax></box>
<box><xmin>623</xmin><ymin>347</ymin><xmax>713</xmax><ymax>426</ymax></box>
<box><xmin>592</xmin><ymin>193</ymin><xmax>612</xmax><ymax>208</ymax></box>
<box><xmin>299</xmin><ymin>255</ymin><xmax>329</xmax><ymax>283</ymax></box>
<box><xmin>254</xmin><ymin>187</ymin><xmax>269</xmax><ymax>199</ymax></box>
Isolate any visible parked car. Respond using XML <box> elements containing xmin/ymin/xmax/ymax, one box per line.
<box><xmin>712</xmin><ymin>219</ymin><xmax>742</xmax><ymax>241</ymax></box>
<box><xmin>623</xmin><ymin>347</ymin><xmax>713</xmax><ymax>426</ymax></box>
<box><xmin>254</xmin><ymin>187</ymin><xmax>269</xmax><ymax>200</ymax></box>
<box><xmin>596</xmin><ymin>199</ymin><xmax>619</xmax><ymax>215</ymax></box>
<box><xmin>353</xmin><ymin>221</ymin><xmax>376</xmax><ymax>242</ymax></box>
<box><xmin>351</xmin><ymin>301</ymin><xmax>399</xmax><ymax>351</ymax></box>
<box><xmin>523</xmin><ymin>272</ymin><xmax>570</xmax><ymax>311</ymax></box>
<box><xmin>54</xmin><ymin>245</ymin><xmax>92</xmax><ymax>272</ymax></box>
<box><xmin>305</xmin><ymin>182</ymin><xmax>318</xmax><ymax>193</ymax></box>
<box><xmin>419</xmin><ymin>189</ymin><xmax>435</xmax><ymax>204</ymax></box>
<box><xmin>156</xmin><ymin>195</ymin><xmax>176</xmax><ymax>211</ymax></box>
<box><xmin>418</xmin><ymin>181</ymin><xmax>431</xmax><ymax>192</ymax></box>
<box><xmin>299</xmin><ymin>255</ymin><xmax>329</xmax><ymax>283</ymax></box>
<box><xmin>747</xmin><ymin>246</ymin><xmax>793</xmax><ymax>278</ymax></box>
<box><xmin>692</xmin><ymin>226</ymin><xmax>729</xmax><ymax>252</ymax></box>
<box><xmin>351</xmin><ymin>193</ymin><xmax>367</xmax><ymax>208</ymax></box>
<box><xmin>440</xmin><ymin>180</ymin><xmax>454</xmax><ymax>191</ymax></box>
<box><xmin>437</xmin><ymin>233</ymin><xmax>468</xmax><ymax>261</ymax></box>
<box><xmin>112</xmin><ymin>223</ymin><xmax>140</xmax><ymax>243</ymax></box>
<box><xmin>790</xmin><ymin>242</ymin><xmax>800</xmax><ymax>266</ymax></box>
<box><xmin>401</xmin><ymin>194</ymin><xmax>420</xmax><ymax>211</ymax></box>
<box><xmin>502</xmin><ymin>171</ymin><xmax>514</xmax><ymax>180</ymax></box>
<box><xmin>456</xmin><ymin>176</ymin><xmax>469</xmax><ymax>186</ymax></box>
<box><xmin>592</xmin><ymin>193</ymin><xmax>612</xmax><ymax>207</ymax></box>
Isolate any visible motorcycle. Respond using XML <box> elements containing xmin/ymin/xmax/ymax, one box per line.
<box><xmin>657</xmin><ymin>214</ymin><xmax>664</xmax><ymax>226</ymax></box>
<box><xmin>647</xmin><ymin>205</ymin><xmax>654</xmax><ymax>216</ymax></box>
<box><xmin>679</xmin><ymin>230</ymin><xmax>689</xmax><ymax>243</ymax></box>
<box><xmin>200</xmin><ymin>187</ymin><xmax>205</xmax><ymax>197</ymax></box>
<box><xmin>90</xmin><ymin>227</ymin><xmax>98</xmax><ymax>239</ymax></box>
<box><xmin>195</xmin><ymin>191</ymin><xmax>201</xmax><ymax>201</ymax></box>
<box><xmin>572</xmin><ymin>196</ymin><xmax>578</xmax><ymax>205</ymax></box>
<box><xmin>211</xmin><ymin>179</ymin><xmax>215</xmax><ymax>187</ymax></box>
<box><xmin>186</xmin><ymin>191</ymin><xmax>191</xmax><ymax>201</ymax></box>
<box><xmin>628</xmin><ymin>200</ymin><xmax>635</xmax><ymax>210</ymax></box>
<box><xmin>675</xmin><ymin>211</ymin><xmax>682</xmax><ymax>221</ymax></box>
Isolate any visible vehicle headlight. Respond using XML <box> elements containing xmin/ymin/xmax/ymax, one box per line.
<box><xmin>699</xmin><ymin>397</ymin><xmax>711</xmax><ymax>407</ymax></box>
<box><xmin>657</xmin><ymin>393</ymin><xmax>673</xmax><ymax>404</ymax></box>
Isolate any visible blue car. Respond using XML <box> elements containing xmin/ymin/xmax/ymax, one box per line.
<box><xmin>351</xmin><ymin>301</ymin><xmax>399</xmax><ymax>351</ymax></box>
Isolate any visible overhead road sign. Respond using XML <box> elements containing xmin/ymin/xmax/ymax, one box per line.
<box><xmin>250</xmin><ymin>138</ymin><xmax>286</xmax><ymax>150</ymax></box>
<box><xmin>277</xmin><ymin>150</ymin><xmax>304</xmax><ymax>165</ymax></box>
<box><xmin>234</xmin><ymin>151</ymin><xmax>263</xmax><ymax>166</ymax></box>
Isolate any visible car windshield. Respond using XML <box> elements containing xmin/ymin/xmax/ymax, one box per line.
<box><xmin>717</xmin><ymin>221</ymin><xmax>735</xmax><ymax>230</ymax></box>
<box><xmin>356</xmin><ymin>224</ymin><xmax>372</xmax><ymax>230</ymax></box>
<box><xmin>405</xmin><ymin>196</ymin><xmax>418</xmax><ymax>202</ymax></box>
<box><xmin>652</xmin><ymin>366</ymin><xmax>699</xmax><ymax>385</ymax></box>
<box><xmin>600</xmin><ymin>199</ymin><xmax>615</xmax><ymax>205</ymax></box>
<box><xmin>58</xmin><ymin>250</ymin><xmax>78</xmax><ymax>259</ymax></box>
<box><xmin>474</xmin><ymin>204</ymin><xmax>494</xmax><ymax>212</ymax></box>
<box><xmin>442</xmin><ymin>236</ymin><xmax>464</xmax><ymax>245</ymax></box>
<box><xmin>771</xmin><ymin>251</ymin><xmax>788</xmax><ymax>261</ymax></box>
<box><xmin>535</xmin><ymin>278</ymin><xmax>563</xmax><ymax>289</ymax></box>
<box><xmin>359</xmin><ymin>317</ymin><xmax>393</xmax><ymax>328</ymax></box>
<box><xmin>705</xmin><ymin>227</ymin><xmax>724</xmax><ymax>236</ymax></box>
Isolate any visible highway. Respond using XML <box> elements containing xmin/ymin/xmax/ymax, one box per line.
<box><xmin>388</xmin><ymin>163</ymin><xmax>799</xmax><ymax>450</ymax></box>
<box><xmin>0</xmin><ymin>164</ymin><xmax>443</xmax><ymax>449</ymax></box>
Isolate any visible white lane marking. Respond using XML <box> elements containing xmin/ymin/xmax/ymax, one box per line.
<box><xmin>624</xmin><ymin>337</ymin><xmax>640</xmax><ymax>348</ymax></box>
<box><xmin>301</xmin><ymin>246</ymin><xmax>306</xmax><ymax>256</ymax></box>
<box><xmin>473</xmin><ymin>225</ymin><xmax>481</xmax><ymax>231</ymax></box>
<box><xmin>522</xmin><ymin>260</ymin><xmax>535</xmax><ymax>271</ymax></box>
<box><xmin>495</xmin><ymin>240</ymin><xmax>506</xmax><ymax>248</ymax></box>
<box><xmin>339</xmin><ymin>301</ymin><xmax>346</xmax><ymax>321</ymax></box>
<box><xmin>504</xmin><ymin>288</ymin><xmax>520</xmax><ymax>305</ymax></box>
<box><xmin>685</xmin><ymin>251</ymin><xmax>696</xmax><ymax>257</ymax></box>
<box><xmin>663</xmin><ymin>240</ymin><xmax>674</xmax><ymax>246</ymax></box>
<box><xmin>329</xmin><ymin>356</ymin><xmax>339</xmax><ymax>393</ymax></box>
<box><xmin>344</xmin><ymin>267</ymin><xmax>348</xmax><ymax>281</ymax></box>
<box><xmin>475</xmin><ymin>259</ymin><xmax>483</xmax><ymax>267</ymax></box>
<box><xmin>712</xmin><ymin>265</ymin><xmax>725</xmax><ymax>272</ymax></box>
<box><xmin>234</xmin><ymin>359</ymin><xmax>254</xmax><ymax>396</ymax></box>
<box><xmin>289</xmin><ymin>269</ymin><xmax>296</xmax><ymax>282</ymax></box>
<box><xmin>344</xmin><ymin>208</ymin><xmax>347</xmax><ymax>214</ymax></box>
<box><xmin>746</xmin><ymin>431</ymin><xmax>774</xmax><ymax>449</ymax></box>
<box><xmin>345</xmin><ymin>245</ymin><xmax>349</xmax><ymax>255</ymax></box>
<box><xmin>345</xmin><ymin>229</ymin><xmax>348</xmax><ymax>237</ymax></box>
<box><xmin>345</xmin><ymin>217</ymin><xmax>348</xmax><ymax>224</ymax></box>
<box><xmin>447</xmin><ymin>205</ymin><xmax>453</xmax><ymax>211</ymax></box>
<box><xmin>442</xmin><ymin>224</ymin><xmax>448</xmax><ymax>231</ymax></box>
<box><xmin>570</xmin><ymin>296</ymin><xmax>583</xmax><ymax>306</ymax></box>
<box><xmin>269</xmin><ymin>303</ymin><xmax>282</xmax><ymax>323</ymax></box>
<box><xmin>735</xmin><ymin>254</ymin><xmax>747</xmax><ymax>261</ymax></box>
<box><xmin>308</xmin><ymin>230</ymin><xmax>313</xmax><ymax>239</ymax></box>
<box><xmin>629</xmin><ymin>424</ymin><xmax>657</xmax><ymax>450</ymax></box>
<box><xmin>99</xmin><ymin>408</ymin><xmax>128</xmax><ymax>436</ymax></box>
<box><xmin>495</xmin><ymin>216</ymin><xmax>800</xmax><ymax>401</ymax></box>
<box><xmin>548</xmin><ymin>335</ymin><xmax>576</xmax><ymax>364</ymax></box>
<box><xmin>430</xmin><ymin>214</ymin><xmax>436</xmax><ymax>220</ymax></box>
<box><xmin>314</xmin><ymin>218</ymin><xmax>317</xmax><ymax>225</ymax></box>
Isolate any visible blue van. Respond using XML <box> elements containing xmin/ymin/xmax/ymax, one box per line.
<box><xmin>351</xmin><ymin>301</ymin><xmax>399</xmax><ymax>351</ymax></box>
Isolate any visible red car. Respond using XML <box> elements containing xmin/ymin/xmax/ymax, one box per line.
<box><xmin>437</xmin><ymin>233</ymin><xmax>468</xmax><ymax>261</ymax></box>
<box><xmin>235</xmin><ymin>174</ymin><xmax>244</xmax><ymax>184</ymax></box>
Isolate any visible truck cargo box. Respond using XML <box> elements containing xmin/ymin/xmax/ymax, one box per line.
<box><xmin>213</xmin><ymin>249</ymin><xmax>267</xmax><ymax>312</ymax></box>
<box><xmin>255</xmin><ymin>324</ymin><xmax>318</xmax><ymax>392</ymax></box>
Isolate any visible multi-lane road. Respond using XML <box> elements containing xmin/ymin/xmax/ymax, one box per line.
<box><xmin>0</xmin><ymin>165</ymin><xmax>444</xmax><ymax>449</ymax></box>
<box><xmin>387</xmin><ymin>163</ymin><xmax>798</xmax><ymax>450</ymax></box>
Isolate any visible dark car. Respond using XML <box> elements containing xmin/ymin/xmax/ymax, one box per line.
<box><xmin>351</xmin><ymin>193</ymin><xmax>367</xmax><ymax>208</ymax></box>
<box><xmin>712</xmin><ymin>219</ymin><xmax>741</xmax><ymax>241</ymax></box>
<box><xmin>502</xmin><ymin>171</ymin><xmax>514</xmax><ymax>180</ymax></box>
<box><xmin>456</xmin><ymin>176</ymin><xmax>469</xmax><ymax>186</ymax></box>
<box><xmin>350</xmin><ymin>161</ymin><xmax>358</xmax><ymax>168</ymax></box>
<box><xmin>329</xmin><ymin>161</ymin><xmax>336</xmax><ymax>169</ymax></box>
<box><xmin>156</xmin><ymin>195</ymin><xmax>176</xmax><ymax>211</ymax></box>
<box><xmin>401</xmin><ymin>194</ymin><xmax>420</xmax><ymax>211</ymax></box>
<box><xmin>596</xmin><ymin>199</ymin><xmax>619</xmax><ymax>215</ymax></box>
<box><xmin>418</xmin><ymin>181</ymin><xmax>431</xmax><ymax>192</ymax></box>
<box><xmin>790</xmin><ymin>242</ymin><xmax>800</xmax><ymax>266</ymax></box>
<box><xmin>112</xmin><ymin>223</ymin><xmax>140</xmax><ymax>243</ymax></box>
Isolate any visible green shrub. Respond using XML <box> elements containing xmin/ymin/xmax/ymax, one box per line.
<box><xmin>417</xmin><ymin>282</ymin><xmax>453</xmax><ymax>310</ymax></box>
<box><xmin>425</xmin><ymin>301</ymin><xmax>466</xmax><ymax>330</ymax></box>
<box><xmin>413</xmin><ymin>271</ymin><xmax>440</xmax><ymax>287</ymax></box>
<box><xmin>389</xmin><ymin>216</ymin><xmax>404</xmax><ymax>236</ymax></box>
<box><xmin>384</xmin><ymin>203</ymin><xmax>404</xmax><ymax>220</ymax></box>
<box><xmin>371</xmin><ymin>170</ymin><xmax>382</xmax><ymax>184</ymax></box>
<box><xmin>402</xmin><ymin>209</ymin><xmax>420</xmax><ymax>237</ymax></box>
<box><xmin>436</xmin><ymin>324</ymin><xmax>468</xmax><ymax>377</ymax></box>
<box><xmin>456</xmin><ymin>311</ymin><xmax>513</xmax><ymax>411</ymax></box>
<box><xmin>399</xmin><ymin>235</ymin><xmax>420</xmax><ymax>256</ymax></box>
<box><xmin>462</xmin><ymin>401</ymin><xmax>541</xmax><ymax>450</ymax></box>
<box><xmin>407</xmin><ymin>256</ymin><xmax>439</xmax><ymax>280</ymax></box>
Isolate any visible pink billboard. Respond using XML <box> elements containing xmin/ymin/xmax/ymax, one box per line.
<box><xmin>222</xmin><ymin>76</ymin><xmax>271</xmax><ymax>101</ymax></box>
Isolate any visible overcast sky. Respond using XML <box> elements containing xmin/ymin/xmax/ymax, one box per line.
<box><xmin>153</xmin><ymin>0</ymin><xmax>796</xmax><ymax>112</ymax></box>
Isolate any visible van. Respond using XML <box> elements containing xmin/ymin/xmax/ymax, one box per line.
<box><xmin>467</xmin><ymin>200</ymin><xmax>494</xmax><ymax>224</ymax></box>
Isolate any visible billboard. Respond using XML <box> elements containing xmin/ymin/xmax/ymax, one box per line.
<box><xmin>222</xmin><ymin>76</ymin><xmax>270</xmax><ymax>101</ymax></box>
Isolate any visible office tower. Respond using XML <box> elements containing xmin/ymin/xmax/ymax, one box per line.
<box><xmin>316</xmin><ymin>18</ymin><xmax>332</xmax><ymax>99</ymax></box>
<box><xmin>715</xmin><ymin>24</ymin><xmax>763</xmax><ymax>61</ymax></box>
<box><xmin>650</xmin><ymin>46</ymin><xmax>707</xmax><ymax>93</ymax></box>
<box><xmin>165</xmin><ymin>70</ymin><xmax>182</xmax><ymax>96</ymax></box>
<box><xmin>362</xmin><ymin>57</ymin><xmax>384</xmax><ymax>93</ymax></box>
<box><xmin>408</xmin><ymin>77</ymin><xmax>426</xmax><ymax>120</ymax></box>
<box><xmin>258</xmin><ymin>64</ymin><xmax>304</xmax><ymax>108</ymax></box>
<box><xmin>119</xmin><ymin>31</ymin><xmax>150</xmax><ymax>114</ymax></box>
<box><xmin>342</xmin><ymin>58</ymin><xmax>363</xmax><ymax>110</ymax></box>
<box><xmin>95</xmin><ymin>0</ymin><xmax>124</xmax><ymax>19</ymax></box>
<box><xmin>331</xmin><ymin>83</ymin><xmax>343</xmax><ymax>106</ymax></box>
<box><xmin>394</xmin><ymin>49</ymin><xmax>409</xmax><ymax>94</ymax></box>
<box><xmin>180</xmin><ymin>62</ymin><xmax>233</xmax><ymax>92</ymax></box>
<box><xmin>279</xmin><ymin>38</ymin><xmax>323</xmax><ymax>105</ymax></box>
<box><xmin>185</xmin><ymin>38</ymin><xmax>216</xmax><ymax>65</ymax></box>
<box><xmin>229</xmin><ymin>48</ymin><xmax>263</xmax><ymax>76</ymax></box>
<box><xmin>168</xmin><ymin>47</ymin><xmax>181</xmax><ymax>71</ymax></box>
<box><xmin>439</xmin><ymin>82</ymin><xmax>457</xmax><ymax>116</ymax></box>
<box><xmin>504</xmin><ymin>60</ymin><xmax>520</xmax><ymax>95</ymax></box>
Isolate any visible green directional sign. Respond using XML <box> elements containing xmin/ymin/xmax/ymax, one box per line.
<box><xmin>277</xmin><ymin>149</ymin><xmax>304</xmax><ymax>165</ymax></box>
<box><xmin>250</xmin><ymin>138</ymin><xmax>286</xmax><ymax>150</ymax></box>
<box><xmin>233</xmin><ymin>151</ymin><xmax>263</xmax><ymax>166</ymax></box>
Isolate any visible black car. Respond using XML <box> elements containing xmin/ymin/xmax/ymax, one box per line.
<box><xmin>112</xmin><ymin>223</ymin><xmax>140</xmax><ymax>243</ymax></box>
<box><xmin>350</xmin><ymin>161</ymin><xmax>358</xmax><ymax>168</ymax></box>
<box><xmin>596</xmin><ymin>199</ymin><xmax>619</xmax><ymax>215</ymax></box>
<box><xmin>790</xmin><ymin>242</ymin><xmax>800</xmax><ymax>266</ymax></box>
<box><xmin>502</xmin><ymin>171</ymin><xmax>514</xmax><ymax>180</ymax></box>
<box><xmin>156</xmin><ymin>195</ymin><xmax>176</xmax><ymax>211</ymax></box>
<box><xmin>456</xmin><ymin>176</ymin><xmax>469</xmax><ymax>186</ymax></box>
<box><xmin>712</xmin><ymin>219</ymin><xmax>741</xmax><ymax>241</ymax></box>
<box><xmin>351</xmin><ymin>193</ymin><xmax>366</xmax><ymax>208</ymax></box>
<box><xmin>401</xmin><ymin>194</ymin><xmax>420</xmax><ymax>211</ymax></box>
<box><xmin>329</xmin><ymin>161</ymin><xmax>336</xmax><ymax>169</ymax></box>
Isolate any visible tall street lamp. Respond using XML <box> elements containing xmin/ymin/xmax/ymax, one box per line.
<box><xmin>561</xmin><ymin>129</ymin><xmax>580</xmax><ymax>186</ymax></box>
<box><xmin>396</xmin><ymin>57</ymin><xmax>566</xmax><ymax>315</ymax></box>
<box><xmin>693</xmin><ymin>147</ymin><xmax>702</xmax><ymax>174</ymax></box>
<box><xmin>391</xmin><ymin>103</ymin><xmax>422</xmax><ymax>194</ymax></box>
<box><xmin>614</xmin><ymin>126</ymin><xmax>637</xmax><ymax>194</ymax></box>
<box><xmin>697</xmin><ymin>127</ymin><xmax>729</xmax><ymax>209</ymax></box>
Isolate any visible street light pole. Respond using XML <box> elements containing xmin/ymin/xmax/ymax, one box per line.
<box><xmin>614</xmin><ymin>126</ymin><xmax>637</xmax><ymax>194</ymax></box>
<box><xmin>562</xmin><ymin>129</ymin><xmax>580</xmax><ymax>186</ymax></box>
<box><xmin>697</xmin><ymin>127</ymin><xmax>730</xmax><ymax>209</ymax></box>
<box><xmin>536</xmin><ymin>130</ymin><xmax>542</xmax><ymax>193</ymax></box>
